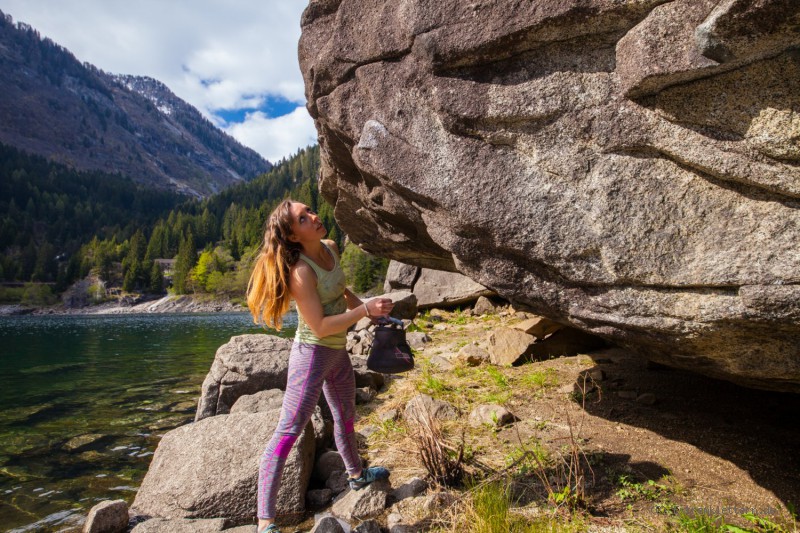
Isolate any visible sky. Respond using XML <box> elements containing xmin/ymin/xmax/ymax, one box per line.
<box><xmin>0</xmin><ymin>0</ymin><xmax>318</xmax><ymax>164</ymax></box>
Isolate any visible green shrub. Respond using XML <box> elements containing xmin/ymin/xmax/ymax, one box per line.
<box><xmin>20</xmin><ymin>283</ymin><xmax>57</xmax><ymax>306</ymax></box>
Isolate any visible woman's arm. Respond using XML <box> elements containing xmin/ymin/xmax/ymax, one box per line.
<box><xmin>290</xmin><ymin>262</ymin><xmax>369</xmax><ymax>338</ymax></box>
<box><xmin>344</xmin><ymin>287</ymin><xmax>363</xmax><ymax>310</ymax></box>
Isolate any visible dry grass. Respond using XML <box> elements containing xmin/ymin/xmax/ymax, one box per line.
<box><xmin>352</xmin><ymin>309</ymin><xmax>605</xmax><ymax>531</ymax></box>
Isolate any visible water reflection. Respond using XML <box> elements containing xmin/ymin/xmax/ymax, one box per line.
<box><xmin>0</xmin><ymin>312</ymin><xmax>296</xmax><ymax>532</ymax></box>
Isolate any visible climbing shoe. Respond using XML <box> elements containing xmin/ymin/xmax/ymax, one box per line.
<box><xmin>349</xmin><ymin>466</ymin><xmax>390</xmax><ymax>490</ymax></box>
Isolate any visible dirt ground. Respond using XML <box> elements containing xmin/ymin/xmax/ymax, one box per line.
<box><xmin>351</xmin><ymin>308</ymin><xmax>800</xmax><ymax>532</ymax></box>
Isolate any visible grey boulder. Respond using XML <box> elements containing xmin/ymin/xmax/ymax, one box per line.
<box><xmin>131</xmin><ymin>410</ymin><xmax>314</xmax><ymax>524</ymax></box>
<box><xmin>299</xmin><ymin>0</ymin><xmax>800</xmax><ymax>391</ymax></box>
<box><xmin>196</xmin><ymin>335</ymin><xmax>291</xmax><ymax>421</ymax></box>
<box><xmin>83</xmin><ymin>499</ymin><xmax>128</xmax><ymax>533</ymax></box>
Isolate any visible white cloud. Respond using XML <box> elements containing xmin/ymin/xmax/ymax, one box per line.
<box><xmin>0</xmin><ymin>0</ymin><xmax>317</xmax><ymax>161</ymax></box>
<box><xmin>226</xmin><ymin>106</ymin><xmax>317</xmax><ymax>164</ymax></box>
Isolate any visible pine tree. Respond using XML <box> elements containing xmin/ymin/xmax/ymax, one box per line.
<box><xmin>172</xmin><ymin>231</ymin><xmax>197</xmax><ymax>294</ymax></box>
<box><xmin>149</xmin><ymin>262</ymin><xmax>164</xmax><ymax>294</ymax></box>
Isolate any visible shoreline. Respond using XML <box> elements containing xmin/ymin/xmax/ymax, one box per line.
<box><xmin>0</xmin><ymin>294</ymin><xmax>247</xmax><ymax>317</ymax></box>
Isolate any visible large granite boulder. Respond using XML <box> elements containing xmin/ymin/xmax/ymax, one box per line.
<box><xmin>299</xmin><ymin>0</ymin><xmax>800</xmax><ymax>391</ymax></box>
<box><xmin>382</xmin><ymin>262</ymin><xmax>493</xmax><ymax>309</ymax></box>
<box><xmin>196</xmin><ymin>335</ymin><xmax>292</xmax><ymax>421</ymax></box>
<box><xmin>412</xmin><ymin>268</ymin><xmax>494</xmax><ymax>309</ymax></box>
<box><xmin>383</xmin><ymin>261</ymin><xmax>420</xmax><ymax>293</ymax></box>
<box><xmin>131</xmin><ymin>410</ymin><xmax>315</xmax><ymax>524</ymax></box>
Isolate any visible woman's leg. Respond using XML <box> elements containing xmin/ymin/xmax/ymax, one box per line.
<box><xmin>321</xmin><ymin>348</ymin><xmax>361</xmax><ymax>477</ymax></box>
<box><xmin>257</xmin><ymin>343</ymin><xmax>327</xmax><ymax>521</ymax></box>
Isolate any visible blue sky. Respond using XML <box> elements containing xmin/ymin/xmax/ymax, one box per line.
<box><xmin>0</xmin><ymin>1</ymin><xmax>318</xmax><ymax>163</ymax></box>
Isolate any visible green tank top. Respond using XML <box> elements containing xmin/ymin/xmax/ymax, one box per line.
<box><xmin>294</xmin><ymin>242</ymin><xmax>348</xmax><ymax>349</ymax></box>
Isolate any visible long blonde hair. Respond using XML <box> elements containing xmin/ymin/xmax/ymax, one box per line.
<box><xmin>247</xmin><ymin>199</ymin><xmax>303</xmax><ymax>329</ymax></box>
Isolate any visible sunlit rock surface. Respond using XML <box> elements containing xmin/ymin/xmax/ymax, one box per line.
<box><xmin>299</xmin><ymin>0</ymin><xmax>800</xmax><ymax>391</ymax></box>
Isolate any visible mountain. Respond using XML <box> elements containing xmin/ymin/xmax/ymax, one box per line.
<box><xmin>0</xmin><ymin>10</ymin><xmax>271</xmax><ymax>198</ymax></box>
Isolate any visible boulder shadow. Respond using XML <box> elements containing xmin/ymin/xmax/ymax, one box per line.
<box><xmin>579</xmin><ymin>348</ymin><xmax>800</xmax><ymax>510</ymax></box>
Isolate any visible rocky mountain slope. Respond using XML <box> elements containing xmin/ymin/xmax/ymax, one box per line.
<box><xmin>298</xmin><ymin>0</ymin><xmax>800</xmax><ymax>392</ymax></box>
<box><xmin>0</xmin><ymin>10</ymin><xmax>271</xmax><ymax>198</ymax></box>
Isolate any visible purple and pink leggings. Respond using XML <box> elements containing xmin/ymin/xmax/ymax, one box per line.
<box><xmin>257</xmin><ymin>342</ymin><xmax>361</xmax><ymax>520</ymax></box>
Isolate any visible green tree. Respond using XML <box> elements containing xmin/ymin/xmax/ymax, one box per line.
<box><xmin>149</xmin><ymin>262</ymin><xmax>164</xmax><ymax>294</ymax></box>
<box><xmin>123</xmin><ymin>259</ymin><xmax>148</xmax><ymax>292</ymax></box>
<box><xmin>172</xmin><ymin>231</ymin><xmax>197</xmax><ymax>294</ymax></box>
<box><xmin>340</xmin><ymin>242</ymin><xmax>389</xmax><ymax>294</ymax></box>
<box><xmin>145</xmin><ymin>222</ymin><xmax>168</xmax><ymax>262</ymax></box>
<box><xmin>191</xmin><ymin>250</ymin><xmax>215</xmax><ymax>291</ymax></box>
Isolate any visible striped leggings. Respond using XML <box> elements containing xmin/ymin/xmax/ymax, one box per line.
<box><xmin>257</xmin><ymin>342</ymin><xmax>361</xmax><ymax>520</ymax></box>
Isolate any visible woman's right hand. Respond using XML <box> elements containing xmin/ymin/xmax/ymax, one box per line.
<box><xmin>367</xmin><ymin>298</ymin><xmax>394</xmax><ymax>318</ymax></box>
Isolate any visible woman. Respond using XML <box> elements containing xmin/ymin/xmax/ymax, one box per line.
<box><xmin>247</xmin><ymin>199</ymin><xmax>394</xmax><ymax>533</ymax></box>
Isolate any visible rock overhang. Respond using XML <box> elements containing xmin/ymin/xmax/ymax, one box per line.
<box><xmin>299</xmin><ymin>0</ymin><xmax>800</xmax><ymax>392</ymax></box>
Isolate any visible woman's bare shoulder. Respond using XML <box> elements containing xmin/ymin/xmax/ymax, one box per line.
<box><xmin>290</xmin><ymin>259</ymin><xmax>315</xmax><ymax>281</ymax></box>
<box><xmin>323</xmin><ymin>239</ymin><xmax>341</xmax><ymax>257</ymax></box>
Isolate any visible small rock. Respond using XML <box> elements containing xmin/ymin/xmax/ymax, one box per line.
<box><xmin>310</xmin><ymin>514</ymin><xmax>347</xmax><ymax>533</ymax></box>
<box><xmin>356</xmin><ymin>387</ymin><xmax>377</xmax><ymax>404</ymax></box>
<box><xmin>473</xmin><ymin>296</ymin><xmax>498</xmax><ymax>315</ymax></box>
<box><xmin>83</xmin><ymin>499</ymin><xmax>128</xmax><ymax>533</ymax></box>
<box><xmin>428</xmin><ymin>309</ymin><xmax>446</xmax><ymax>320</ymax></box>
<box><xmin>379</xmin><ymin>409</ymin><xmax>399</xmax><ymax>423</ymax></box>
<box><xmin>326</xmin><ymin>470</ymin><xmax>350</xmax><ymax>494</ymax></box>
<box><xmin>429</xmin><ymin>355</ymin><xmax>453</xmax><ymax>371</ymax></box>
<box><xmin>456</xmin><ymin>344</ymin><xmax>490</xmax><ymax>366</ymax></box>
<box><xmin>331</xmin><ymin>480</ymin><xmax>391</xmax><ymax>520</ymax></box>
<box><xmin>64</xmin><ymin>433</ymin><xmax>105</xmax><ymax>452</ymax></box>
<box><xmin>636</xmin><ymin>392</ymin><xmax>657</xmax><ymax>405</ymax></box>
<box><xmin>433</xmin><ymin>323</ymin><xmax>448</xmax><ymax>331</ymax></box>
<box><xmin>404</xmin><ymin>394</ymin><xmax>458</xmax><ymax>423</ymax></box>
<box><xmin>315</xmin><ymin>451</ymin><xmax>345</xmax><ymax>482</ymax></box>
<box><xmin>354</xmin><ymin>519</ymin><xmax>382</xmax><ymax>533</ymax></box>
<box><xmin>347</xmin><ymin>333</ymin><xmax>360</xmax><ymax>353</ymax></box>
<box><xmin>307</xmin><ymin>488</ymin><xmax>334</xmax><ymax>507</ymax></box>
<box><xmin>406</xmin><ymin>332</ymin><xmax>431</xmax><ymax>350</ymax></box>
<box><xmin>392</xmin><ymin>477</ymin><xmax>427</xmax><ymax>501</ymax></box>
<box><xmin>351</xmin><ymin>357</ymin><xmax>385</xmax><ymax>390</ymax></box>
<box><xmin>513</xmin><ymin>316</ymin><xmax>562</xmax><ymax>339</ymax></box>
<box><xmin>487</xmin><ymin>327</ymin><xmax>534</xmax><ymax>365</ymax></box>
<box><xmin>387</xmin><ymin>512</ymin><xmax>404</xmax><ymax>528</ymax></box>
<box><xmin>617</xmin><ymin>390</ymin><xmax>637</xmax><ymax>399</ymax></box>
<box><xmin>468</xmin><ymin>405</ymin><xmax>516</xmax><ymax>428</ymax></box>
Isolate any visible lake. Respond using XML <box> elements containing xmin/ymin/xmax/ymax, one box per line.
<box><xmin>0</xmin><ymin>312</ymin><xmax>296</xmax><ymax>532</ymax></box>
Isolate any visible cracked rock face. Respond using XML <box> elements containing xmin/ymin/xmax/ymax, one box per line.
<box><xmin>299</xmin><ymin>0</ymin><xmax>800</xmax><ymax>392</ymax></box>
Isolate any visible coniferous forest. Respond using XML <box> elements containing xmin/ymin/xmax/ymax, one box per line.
<box><xmin>0</xmin><ymin>143</ymin><xmax>389</xmax><ymax>305</ymax></box>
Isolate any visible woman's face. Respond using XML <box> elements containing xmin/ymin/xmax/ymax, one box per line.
<box><xmin>288</xmin><ymin>202</ymin><xmax>327</xmax><ymax>244</ymax></box>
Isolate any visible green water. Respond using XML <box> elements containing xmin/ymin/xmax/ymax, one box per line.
<box><xmin>0</xmin><ymin>312</ymin><xmax>295</xmax><ymax>532</ymax></box>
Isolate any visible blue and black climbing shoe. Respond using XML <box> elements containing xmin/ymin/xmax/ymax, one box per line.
<box><xmin>349</xmin><ymin>466</ymin><xmax>390</xmax><ymax>490</ymax></box>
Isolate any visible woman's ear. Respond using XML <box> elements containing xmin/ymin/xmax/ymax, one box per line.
<box><xmin>287</xmin><ymin>233</ymin><xmax>299</xmax><ymax>243</ymax></box>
